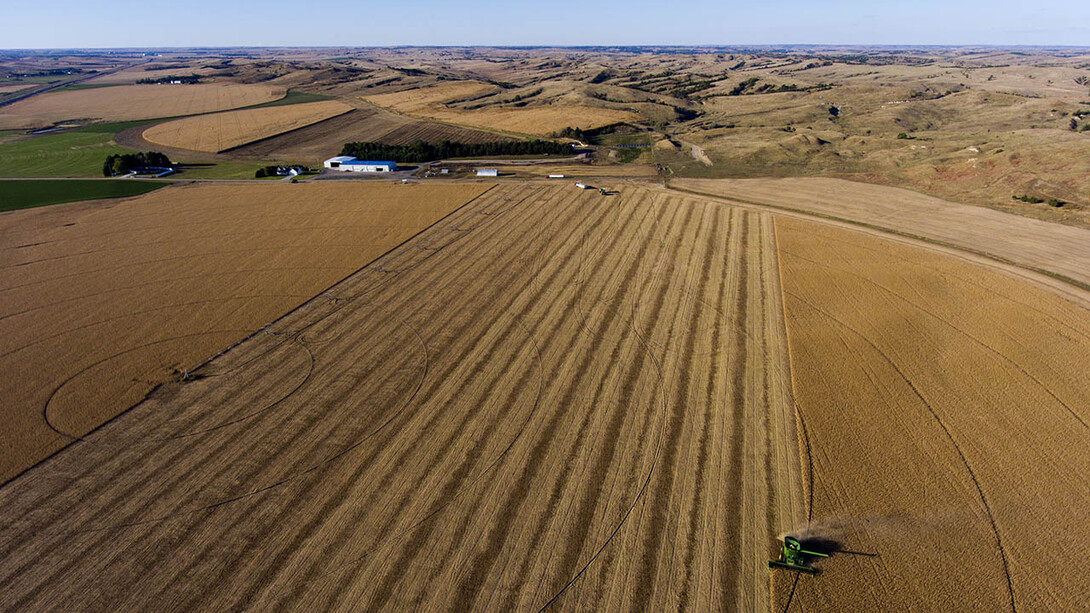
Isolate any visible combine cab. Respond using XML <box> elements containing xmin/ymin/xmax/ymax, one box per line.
<box><xmin>768</xmin><ymin>536</ymin><xmax>828</xmax><ymax>574</ymax></box>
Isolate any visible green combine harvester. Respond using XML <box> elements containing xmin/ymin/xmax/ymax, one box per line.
<box><xmin>768</xmin><ymin>536</ymin><xmax>829</xmax><ymax>574</ymax></box>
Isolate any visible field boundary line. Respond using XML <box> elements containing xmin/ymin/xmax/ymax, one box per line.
<box><xmin>215</xmin><ymin>107</ymin><xmax>355</xmax><ymax>154</ymax></box>
<box><xmin>0</xmin><ymin>184</ymin><xmax>496</xmax><ymax>490</ymax></box>
<box><xmin>665</xmin><ymin>184</ymin><xmax>1090</xmax><ymax>302</ymax></box>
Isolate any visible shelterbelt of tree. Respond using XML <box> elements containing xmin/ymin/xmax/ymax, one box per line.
<box><xmin>340</xmin><ymin>138</ymin><xmax>572</xmax><ymax>163</ymax></box>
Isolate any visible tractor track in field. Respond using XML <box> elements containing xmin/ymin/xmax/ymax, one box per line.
<box><xmin>785</xmin><ymin>290</ymin><xmax>1017</xmax><ymax>613</ymax></box>
<box><xmin>0</xmin><ymin>184</ymin><xmax>811</xmax><ymax>612</ymax></box>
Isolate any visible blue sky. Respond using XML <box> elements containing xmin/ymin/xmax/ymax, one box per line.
<box><xmin>1</xmin><ymin>0</ymin><xmax>1087</xmax><ymax>48</ymax></box>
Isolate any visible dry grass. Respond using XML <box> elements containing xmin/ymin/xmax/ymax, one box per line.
<box><xmin>774</xmin><ymin>217</ymin><xmax>1090</xmax><ymax>612</ymax></box>
<box><xmin>364</xmin><ymin>81</ymin><xmax>640</xmax><ymax>136</ymax></box>
<box><xmin>0</xmin><ymin>184</ymin><xmax>803</xmax><ymax>611</ymax></box>
<box><xmin>673</xmin><ymin>177</ymin><xmax>1090</xmax><ymax>290</ymax></box>
<box><xmin>0</xmin><ymin>181</ymin><xmax>490</xmax><ymax>483</ymax></box>
<box><xmin>363</xmin><ymin>81</ymin><xmax>498</xmax><ymax>113</ymax></box>
<box><xmin>141</xmin><ymin>100</ymin><xmax>354</xmax><ymax>153</ymax></box>
<box><xmin>0</xmin><ymin>83</ymin><xmax>286</xmax><ymax>129</ymax></box>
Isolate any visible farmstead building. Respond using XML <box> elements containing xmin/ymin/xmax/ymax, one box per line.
<box><xmin>324</xmin><ymin>156</ymin><xmax>396</xmax><ymax>172</ymax></box>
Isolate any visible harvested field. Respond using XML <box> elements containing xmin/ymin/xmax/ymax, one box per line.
<box><xmin>363</xmin><ymin>81</ymin><xmax>498</xmax><ymax>113</ymax></box>
<box><xmin>230</xmin><ymin>107</ymin><xmax>511</xmax><ymax>163</ymax></box>
<box><xmin>0</xmin><ymin>182</ymin><xmax>489</xmax><ymax>483</ymax></box>
<box><xmin>0</xmin><ymin>83</ymin><xmax>285</xmax><ymax>130</ymax></box>
<box><xmin>774</xmin><ymin>217</ymin><xmax>1090</xmax><ymax>612</ymax></box>
<box><xmin>674</xmin><ymin>177</ymin><xmax>1090</xmax><ymax>291</ymax></box>
<box><xmin>141</xmin><ymin>100</ymin><xmax>353</xmax><ymax>153</ymax></box>
<box><xmin>363</xmin><ymin>82</ymin><xmax>639</xmax><ymax>136</ymax></box>
<box><xmin>0</xmin><ymin>184</ymin><xmax>806</xmax><ymax>611</ymax></box>
<box><xmin>0</xmin><ymin>84</ymin><xmax>34</xmax><ymax>95</ymax></box>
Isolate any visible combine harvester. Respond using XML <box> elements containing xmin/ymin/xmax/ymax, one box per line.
<box><xmin>768</xmin><ymin>536</ymin><xmax>829</xmax><ymax>574</ymax></box>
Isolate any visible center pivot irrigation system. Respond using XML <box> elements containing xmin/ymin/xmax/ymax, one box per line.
<box><xmin>768</xmin><ymin>536</ymin><xmax>829</xmax><ymax>574</ymax></box>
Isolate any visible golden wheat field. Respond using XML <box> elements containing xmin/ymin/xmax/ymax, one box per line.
<box><xmin>0</xmin><ymin>83</ymin><xmax>286</xmax><ymax>129</ymax></box>
<box><xmin>674</xmin><ymin>177</ymin><xmax>1090</xmax><ymax>293</ymax></box>
<box><xmin>0</xmin><ymin>180</ymin><xmax>1087</xmax><ymax>612</ymax></box>
<box><xmin>230</xmin><ymin>107</ymin><xmax>511</xmax><ymax>162</ymax></box>
<box><xmin>0</xmin><ymin>182</ymin><xmax>489</xmax><ymax>483</ymax></box>
<box><xmin>0</xmin><ymin>184</ymin><xmax>807</xmax><ymax>611</ymax></box>
<box><xmin>363</xmin><ymin>82</ymin><xmax>640</xmax><ymax>136</ymax></box>
<box><xmin>773</xmin><ymin>217</ymin><xmax>1090</xmax><ymax>612</ymax></box>
<box><xmin>141</xmin><ymin>100</ymin><xmax>354</xmax><ymax>153</ymax></box>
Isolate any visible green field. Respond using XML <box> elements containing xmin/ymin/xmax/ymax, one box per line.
<box><xmin>0</xmin><ymin>179</ymin><xmax>167</xmax><ymax>212</ymax></box>
<box><xmin>0</xmin><ymin>131</ymin><xmax>134</xmax><ymax>177</ymax></box>
<box><xmin>245</xmin><ymin>90</ymin><xmax>334</xmax><ymax>109</ymax></box>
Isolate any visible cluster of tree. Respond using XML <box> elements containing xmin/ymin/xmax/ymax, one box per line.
<box><xmin>137</xmin><ymin>75</ymin><xmax>200</xmax><ymax>85</ymax></box>
<box><xmin>554</xmin><ymin>126</ymin><xmax>591</xmax><ymax>141</ymax></box>
<box><xmin>341</xmin><ymin>139</ymin><xmax>570</xmax><ymax>163</ymax></box>
<box><xmin>1013</xmin><ymin>194</ymin><xmax>1065</xmax><ymax>207</ymax></box>
<box><xmin>589</xmin><ymin>70</ymin><xmax>613</xmax><ymax>84</ymax></box>
<box><xmin>464</xmin><ymin>88</ymin><xmax>543</xmax><ymax>110</ymax></box>
<box><xmin>255</xmin><ymin>165</ymin><xmax>309</xmax><ymax>178</ymax></box>
<box><xmin>103</xmin><ymin>152</ymin><xmax>172</xmax><ymax>177</ymax></box>
<box><xmin>552</xmin><ymin>123</ymin><xmax>635</xmax><ymax>144</ymax></box>
<box><xmin>728</xmin><ymin>77</ymin><xmax>761</xmax><ymax>96</ymax></box>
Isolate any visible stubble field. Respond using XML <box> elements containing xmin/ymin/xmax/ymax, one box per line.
<box><xmin>229</xmin><ymin>106</ymin><xmax>512</xmax><ymax>163</ymax></box>
<box><xmin>0</xmin><ymin>182</ymin><xmax>489</xmax><ymax>482</ymax></box>
<box><xmin>0</xmin><ymin>83</ymin><xmax>286</xmax><ymax>129</ymax></box>
<box><xmin>674</xmin><ymin>177</ymin><xmax>1090</xmax><ymax>292</ymax></box>
<box><xmin>362</xmin><ymin>82</ymin><xmax>641</xmax><ymax>136</ymax></box>
<box><xmin>141</xmin><ymin>100</ymin><xmax>355</xmax><ymax>153</ymax></box>
<box><xmin>0</xmin><ymin>179</ymin><xmax>1086</xmax><ymax>612</ymax></box>
<box><xmin>0</xmin><ymin>184</ymin><xmax>806</xmax><ymax>611</ymax></box>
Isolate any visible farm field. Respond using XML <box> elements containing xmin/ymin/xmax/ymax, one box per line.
<box><xmin>0</xmin><ymin>181</ymin><xmax>489</xmax><ymax>483</ymax></box>
<box><xmin>230</xmin><ymin>107</ymin><xmax>510</xmax><ymax>163</ymax></box>
<box><xmin>141</xmin><ymin>100</ymin><xmax>354</xmax><ymax>153</ymax></box>
<box><xmin>0</xmin><ymin>184</ymin><xmax>807</xmax><ymax>611</ymax></box>
<box><xmin>363</xmin><ymin>82</ymin><xmax>640</xmax><ymax>136</ymax></box>
<box><xmin>497</xmin><ymin>163</ymin><xmax>660</xmax><ymax>178</ymax></box>
<box><xmin>773</xmin><ymin>217</ymin><xmax>1090</xmax><ymax>612</ymax></box>
<box><xmin>0</xmin><ymin>131</ymin><xmax>134</xmax><ymax>177</ymax></box>
<box><xmin>0</xmin><ymin>84</ymin><xmax>34</xmax><ymax>94</ymax></box>
<box><xmin>0</xmin><ymin>179</ymin><xmax>167</xmax><ymax>211</ymax></box>
<box><xmin>674</xmin><ymin>177</ymin><xmax>1090</xmax><ymax>292</ymax></box>
<box><xmin>0</xmin><ymin>83</ymin><xmax>286</xmax><ymax>130</ymax></box>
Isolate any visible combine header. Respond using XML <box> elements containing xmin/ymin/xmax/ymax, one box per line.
<box><xmin>768</xmin><ymin>536</ymin><xmax>828</xmax><ymax>574</ymax></box>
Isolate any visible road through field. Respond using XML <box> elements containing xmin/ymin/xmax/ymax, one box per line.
<box><xmin>0</xmin><ymin>184</ymin><xmax>803</xmax><ymax>610</ymax></box>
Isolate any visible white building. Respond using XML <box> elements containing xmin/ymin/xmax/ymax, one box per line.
<box><xmin>324</xmin><ymin>156</ymin><xmax>396</xmax><ymax>173</ymax></box>
<box><xmin>476</xmin><ymin>168</ymin><xmax>498</xmax><ymax>177</ymax></box>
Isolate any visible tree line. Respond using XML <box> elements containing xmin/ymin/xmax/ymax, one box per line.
<box><xmin>341</xmin><ymin>139</ymin><xmax>571</xmax><ymax>163</ymax></box>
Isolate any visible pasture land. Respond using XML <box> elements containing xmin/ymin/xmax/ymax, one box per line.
<box><xmin>141</xmin><ymin>100</ymin><xmax>354</xmax><ymax>153</ymax></box>
<box><xmin>0</xmin><ymin>179</ymin><xmax>166</xmax><ymax>211</ymax></box>
<box><xmin>774</xmin><ymin>217</ymin><xmax>1090</xmax><ymax>612</ymax></box>
<box><xmin>0</xmin><ymin>131</ymin><xmax>133</xmax><ymax>177</ymax></box>
<box><xmin>0</xmin><ymin>84</ymin><xmax>286</xmax><ymax>130</ymax></box>
<box><xmin>0</xmin><ymin>181</ymin><xmax>489</xmax><ymax>483</ymax></box>
<box><xmin>363</xmin><ymin>82</ymin><xmax>640</xmax><ymax>136</ymax></box>
<box><xmin>0</xmin><ymin>184</ymin><xmax>805</xmax><ymax>611</ymax></box>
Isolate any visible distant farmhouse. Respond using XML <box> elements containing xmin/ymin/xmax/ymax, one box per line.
<box><xmin>324</xmin><ymin>156</ymin><xmax>396</xmax><ymax>173</ymax></box>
